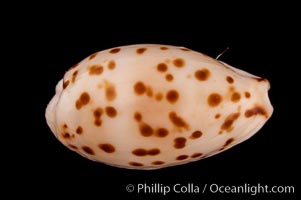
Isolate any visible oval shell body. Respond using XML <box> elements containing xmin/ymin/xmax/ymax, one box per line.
<box><xmin>46</xmin><ymin>44</ymin><xmax>273</xmax><ymax>169</ymax></box>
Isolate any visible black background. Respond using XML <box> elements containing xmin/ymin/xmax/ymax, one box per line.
<box><xmin>9</xmin><ymin>3</ymin><xmax>299</xmax><ymax>200</ymax></box>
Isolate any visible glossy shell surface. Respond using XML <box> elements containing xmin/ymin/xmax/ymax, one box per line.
<box><xmin>46</xmin><ymin>44</ymin><xmax>273</xmax><ymax>169</ymax></box>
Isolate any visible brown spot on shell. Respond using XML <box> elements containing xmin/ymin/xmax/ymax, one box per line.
<box><xmin>89</xmin><ymin>65</ymin><xmax>104</xmax><ymax>75</ymax></box>
<box><xmin>94</xmin><ymin>108</ymin><xmax>103</xmax><ymax>127</ymax></box>
<box><xmin>68</xmin><ymin>144</ymin><xmax>78</xmax><ymax>150</ymax></box>
<box><xmin>146</xmin><ymin>86</ymin><xmax>153</xmax><ymax>97</ymax></box>
<box><xmin>156</xmin><ymin>128</ymin><xmax>169</xmax><ymax>137</ymax></box>
<box><xmin>94</xmin><ymin>119</ymin><xmax>102</xmax><ymax>126</ymax></box>
<box><xmin>62</xmin><ymin>132</ymin><xmax>71</xmax><ymax>139</ymax></box>
<box><xmin>63</xmin><ymin>124</ymin><xmax>68</xmax><ymax>129</ymax></box>
<box><xmin>179</xmin><ymin>48</ymin><xmax>190</xmax><ymax>51</ymax></box>
<box><xmin>190</xmin><ymin>130</ymin><xmax>202</xmax><ymax>139</ymax></box>
<box><xmin>176</xmin><ymin>155</ymin><xmax>188</xmax><ymax>160</ymax></box>
<box><xmin>215</xmin><ymin>113</ymin><xmax>221</xmax><ymax>119</ymax></box>
<box><xmin>89</xmin><ymin>53</ymin><xmax>97</xmax><ymax>60</ymax></box>
<box><xmin>221</xmin><ymin>113</ymin><xmax>240</xmax><ymax>132</ymax></box>
<box><xmin>105</xmin><ymin>83</ymin><xmax>116</xmax><ymax>101</ymax></box>
<box><xmin>169</xmin><ymin>112</ymin><xmax>188</xmax><ymax>128</ymax></box>
<box><xmin>75</xmin><ymin>101</ymin><xmax>81</xmax><ymax>110</ymax></box>
<box><xmin>72</xmin><ymin>70</ymin><xmax>78</xmax><ymax>83</ymax></box>
<box><xmin>82</xmin><ymin>146</ymin><xmax>95</xmax><ymax>155</ymax></box>
<box><xmin>229</xmin><ymin>86</ymin><xmax>235</xmax><ymax>92</ymax></box>
<box><xmin>255</xmin><ymin>77</ymin><xmax>267</xmax><ymax>82</ymax></box>
<box><xmin>108</xmin><ymin>60</ymin><xmax>116</xmax><ymax>70</ymax></box>
<box><xmin>191</xmin><ymin>153</ymin><xmax>203</xmax><ymax>158</ymax></box>
<box><xmin>220</xmin><ymin>138</ymin><xmax>235</xmax><ymax>150</ymax></box>
<box><xmin>132</xmin><ymin>148</ymin><xmax>160</xmax><ymax>156</ymax></box>
<box><xmin>160</xmin><ymin>46</ymin><xmax>169</xmax><ymax>50</ymax></box>
<box><xmin>105</xmin><ymin>106</ymin><xmax>117</xmax><ymax>118</ymax></box>
<box><xmin>224</xmin><ymin>138</ymin><xmax>234</xmax><ymax>147</ymax></box>
<box><xmin>245</xmin><ymin>92</ymin><xmax>251</xmax><ymax>98</ymax></box>
<box><xmin>173</xmin><ymin>58</ymin><xmax>185</xmax><ymax>67</ymax></box>
<box><xmin>134</xmin><ymin>112</ymin><xmax>142</xmax><ymax>122</ymax></box>
<box><xmin>155</xmin><ymin>93</ymin><xmax>163</xmax><ymax>101</ymax></box>
<box><xmin>139</xmin><ymin>123</ymin><xmax>154</xmax><ymax>137</ymax></box>
<box><xmin>231</xmin><ymin>92</ymin><xmax>241</xmax><ymax>103</ymax></box>
<box><xmin>63</xmin><ymin>80</ymin><xmax>70</xmax><ymax>89</ymax></box>
<box><xmin>245</xmin><ymin>106</ymin><xmax>267</xmax><ymax>118</ymax></box>
<box><xmin>132</xmin><ymin>149</ymin><xmax>147</xmax><ymax>156</ymax></box>
<box><xmin>75</xmin><ymin>92</ymin><xmax>90</xmax><ymax>110</ymax></box>
<box><xmin>165</xmin><ymin>74</ymin><xmax>174</xmax><ymax>81</ymax></box>
<box><xmin>98</xmin><ymin>144</ymin><xmax>115</xmax><ymax>153</ymax></box>
<box><xmin>109</xmin><ymin>48</ymin><xmax>120</xmax><ymax>54</ymax></box>
<box><xmin>94</xmin><ymin>108</ymin><xmax>103</xmax><ymax>118</ymax></box>
<box><xmin>134</xmin><ymin>81</ymin><xmax>146</xmax><ymax>95</ymax></box>
<box><xmin>80</xmin><ymin>92</ymin><xmax>90</xmax><ymax>104</ymax></box>
<box><xmin>148</xmin><ymin>149</ymin><xmax>160</xmax><ymax>156</ymax></box>
<box><xmin>226</xmin><ymin>76</ymin><xmax>234</xmax><ymax>84</ymax></box>
<box><xmin>174</xmin><ymin>137</ymin><xmax>186</xmax><ymax>149</ymax></box>
<box><xmin>157</xmin><ymin>63</ymin><xmax>168</xmax><ymax>72</ymax></box>
<box><xmin>208</xmin><ymin>93</ymin><xmax>222</xmax><ymax>107</ymax></box>
<box><xmin>152</xmin><ymin>161</ymin><xmax>165</xmax><ymax>165</ymax></box>
<box><xmin>136</xmin><ymin>48</ymin><xmax>147</xmax><ymax>54</ymax></box>
<box><xmin>76</xmin><ymin>126</ymin><xmax>83</xmax><ymax>134</ymax></box>
<box><xmin>166</xmin><ymin>90</ymin><xmax>179</xmax><ymax>103</ymax></box>
<box><xmin>195</xmin><ymin>68</ymin><xmax>210</xmax><ymax>81</ymax></box>
<box><xmin>129</xmin><ymin>162</ymin><xmax>144</xmax><ymax>167</ymax></box>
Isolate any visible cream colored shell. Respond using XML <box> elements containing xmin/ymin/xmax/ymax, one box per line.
<box><xmin>45</xmin><ymin>44</ymin><xmax>273</xmax><ymax>169</ymax></box>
